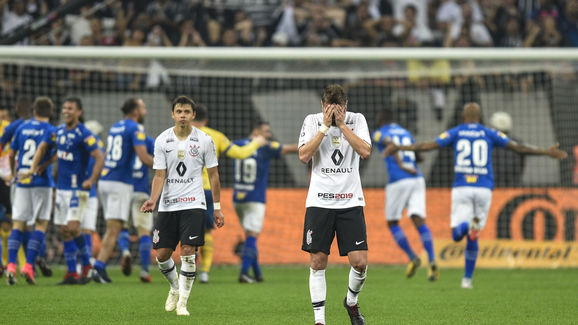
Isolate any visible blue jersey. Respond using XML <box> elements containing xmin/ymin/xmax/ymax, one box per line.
<box><xmin>232</xmin><ymin>139</ymin><xmax>283</xmax><ymax>203</ymax></box>
<box><xmin>48</xmin><ymin>123</ymin><xmax>99</xmax><ymax>190</ymax></box>
<box><xmin>10</xmin><ymin>120</ymin><xmax>56</xmax><ymax>188</ymax></box>
<box><xmin>0</xmin><ymin>118</ymin><xmax>26</xmax><ymax>147</ymax></box>
<box><xmin>86</xmin><ymin>135</ymin><xmax>105</xmax><ymax>197</ymax></box>
<box><xmin>100</xmin><ymin>119</ymin><xmax>146</xmax><ymax>184</ymax></box>
<box><xmin>436</xmin><ymin>123</ymin><xmax>510</xmax><ymax>190</ymax></box>
<box><xmin>132</xmin><ymin>135</ymin><xmax>154</xmax><ymax>194</ymax></box>
<box><xmin>373</xmin><ymin>123</ymin><xmax>422</xmax><ymax>184</ymax></box>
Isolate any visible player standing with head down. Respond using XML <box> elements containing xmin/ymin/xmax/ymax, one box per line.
<box><xmin>299</xmin><ymin>84</ymin><xmax>371</xmax><ymax>325</ymax></box>
<box><xmin>141</xmin><ymin>96</ymin><xmax>224</xmax><ymax>316</ymax></box>
<box><xmin>386</xmin><ymin>103</ymin><xmax>567</xmax><ymax>289</ymax></box>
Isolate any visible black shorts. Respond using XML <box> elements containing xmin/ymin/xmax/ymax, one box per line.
<box><xmin>301</xmin><ymin>206</ymin><xmax>368</xmax><ymax>256</ymax></box>
<box><xmin>152</xmin><ymin>208</ymin><xmax>206</xmax><ymax>251</ymax></box>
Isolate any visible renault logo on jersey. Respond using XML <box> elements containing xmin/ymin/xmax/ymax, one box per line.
<box><xmin>176</xmin><ymin>162</ymin><xmax>187</xmax><ymax>176</ymax></box>
<box><xmin>331</xmin><ymin>149</ymin><xmax>343</xmax><ymax>165</ymax></box>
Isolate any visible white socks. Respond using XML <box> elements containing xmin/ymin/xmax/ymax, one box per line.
<box><xmin>157</xmin><ymin>257</ymin><xmax>179</xmax><ymax>291</ymax></box>
<box><xmin>309</xmin><ymin>268</ymin><xmax>326</xmax><ymax>324</ymax></box>
<box><xmin>346</xmin><ymin>266</ymin><xmax>367</xmax><ymax>307</ymax></box>
<box><xmin>178</xmin><ymin>255</ymin><xmax>196</xmax><ymax>305</ymax></box>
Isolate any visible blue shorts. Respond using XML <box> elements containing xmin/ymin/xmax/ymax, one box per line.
<box><xmin>204</xmin><ymin>190</ymin><xmax>214</xmax><ymax>229</ymax></box>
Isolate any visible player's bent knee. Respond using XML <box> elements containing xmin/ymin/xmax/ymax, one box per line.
<box><xmin>387</xmin><ymin>220</ymin><xmax>399</xmax><ymax>228</ymax></box>
<box><xmin>156</xmin><ymin>248</ymin><xmax>173</xmax><ymax>262</ymax></box>
<box><xmin>181</xmin><ymin>245</ymin><xmax>196</xmax><ymax>256</ymax></box>
<box><xmin>411</xmin><ymin>215</ymin><xmax>425</xmax><ymax>227</ymax></box>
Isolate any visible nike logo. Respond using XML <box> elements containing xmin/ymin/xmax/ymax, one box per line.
<box><xmin>189</xmin><ymin>236</ymin><xmax>198</xmax><ymax>240</ymax></box>
<box><xmin>166</xmin><ymin>149</ymin><xmax>174</xmax><ymax>153</ymax></box>
<box><xmin>355</xmin><ymin>241</ymin><xmax>365</xmax><ymax>245</ymax></box>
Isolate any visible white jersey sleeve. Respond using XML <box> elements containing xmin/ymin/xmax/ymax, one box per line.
<box><xmin>203</xmin><ymin>137</ymin><xmax>218</xmax><ymax>169</ymax></box>
<box><xmin>354</xmin><ymin>113</ymin><xmax>372</xmax><ymax>147</ymax></box>
<box><xmin>298</xmin><ymin>114</ymin><xmax>318</xmax><ymax>148</ymax></box>
<box><xmin>153</xmin><ymin>131</ymin><xmax>168</xmax><ymax>170</ymax></box>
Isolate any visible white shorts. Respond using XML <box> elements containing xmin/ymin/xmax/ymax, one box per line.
<box><xmin>451</xmin><ymin>187</ymin><xmax>492</xmax><ymax>229</ymax></box>
<box><xmin>98</xmin><ymin>180</ymin><xmax>133</xmax><ymax>222</ymax></box>
<box><xmin>12</xmin><ymin>187</ymin><xmax>53</xmax><ymax>224</ymax></box>
<box><xmin>130</xmin><ymin>192</ymin><xmax>153</xmax><ymax>231</ymax></box>
<box><xmin>234</xmin><ymin>202</ymin><xmax>266</xmax><ymax>234</ymax></box>
<box><xmin>81</xmin><ymin>197</ymin><xmax>99</xmax><ymax>231</ymax></box>
<box><xmin>54</xmin><ymin>189</ymin><xmax>89</xmax><ymax>226</ymax></box>
<box><xmin>385</xmin><ymin>177</ymin><xmax>426</xmax><ymax>221</ymax></box>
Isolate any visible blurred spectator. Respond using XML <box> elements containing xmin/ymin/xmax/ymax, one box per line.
<box><xmin>303</xmin><ymin>9</ymin><xmax>339</xmax><ymax>47</ymax></box>
<box><xmin>498</xmin><ymin>17</ymin><xmax>524</xmax><ymax>47</ymax></box>
<box><xmin>450</xmin><ymin>2</ymin><xmax>493</xmax><ymax>46</ymax></box>
<box><xmin>234</xmin><ymin>11</ymin><xmax>254</xmax><ymax>46</ymax></box>
<box><xmin>525</xmin><ymin>15</ymin><xmax>562</xmax><ymax>47</ymax></box>
<box><xmin>491</xmin><ymin>0</ymin><xmax>522</xmax><ymax>42</ymax></box>
<box><xmin>367</xmin><ymin>14</ymin><xmax>400</xmax><ymax>46</ymax></box>
<box><xmin>221</xmin><ymin>28</ymin><xmax>239</xmax><ymax>47</ymax></box>
<box><xmin>394</xmin><ymin>4</ymin><xmax>434</xmax><ymax>46</ymax></box>
<box><xmin>490</xmin><ymin>111</ymin><xmax>526</xmax><ymax>187</ymax></box>
<box><xmin>558</xmin><ymin>0</ymin><xmax>578</xmax><ymax>47</ymax></box>
<box><xmin>147</xmin><ymin>25</ymin><xmax>173</xmax><ymax>47</ymax></box>
<box><xmin>47</xmin><ymin>19</ymin><xmax>71</xmax><ymax>45</ymax></box>
<box><xmin>1</xmin><ymin>0</ymin><xmax>33</xmax><ymax>44</ymax></box>
<box><xmin>333</xmin><ymin>2</ymin><xmax>373</xmax><ymax>46</ymax></box>
<box><xmin>178</xmin><ymin>19</ymin><xmax>206</xmax><ymax>47</ymax></box>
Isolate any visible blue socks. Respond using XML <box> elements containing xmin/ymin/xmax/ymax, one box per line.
<box><xmin>74</xmin><ymin>235</ymin><xmax>91</xmax><ymax>267</ymax></box>
<box><xmin>241</xmin><ymin>236</ymin><xmax>257</xmax><ymax>275</ymax></box>
<box><xmin>464</xmin><ymin>236</ymin><xmax>479</xmax><ymax>279</ymax></box>
<box><xmin>139</xmin><ymin>236</ymin><xmax>151</xmax><ymax>272</ymax></box>
<box><xmin>452</xmin><ymin>222</ymin><xmax>469</xmax><ymax>242</ymax></box>
<box><xmin>83</xmin><ymin>233</ymin><xmax>92</xmax><ymax>258</ymax></box>
<box><xmin>418</xmin><ymin>225</ymin><xmax>435</xmax><ymax>263</ymax></box>
<box><xmin>117</xmin><ymin>229</ymin><xmax>130</xmax><ymax>254</ymax></box>
<box><xmin>63</xmin><ymin>240</ymin><xmax>78</xmax><ymax>273</ymax></box>
<box><xmin>94</xmin><ymin>259</ymin><xmax>106</xmax><ymax>272</ymax></box>
<box><xmin>390</xmin><ymin>225</ymin><xmax>416</xmax><ymax>260</ymax></box>
<box><xmin>26</xmin><ymin>230</ymin><xmax>44</xmax><ymax>265</ymax></box>
<box><xmin>7</xmin><ymin>229</ymin><xmax>23</xmax><ymax>264</ymax></box>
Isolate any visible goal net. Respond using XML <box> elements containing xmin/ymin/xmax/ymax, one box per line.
<box><xmin>0</xmin><ymin>47</ymin><xmax>576</xmax><ymax>268</ymax></box>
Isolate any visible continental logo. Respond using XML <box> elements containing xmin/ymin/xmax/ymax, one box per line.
<box><xmin>435</xmin><ymin>239</ymin><xmax>578</xmax><ymax>268</ymax></box>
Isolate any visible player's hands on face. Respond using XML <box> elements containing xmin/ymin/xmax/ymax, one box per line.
<box><xmin>547</xmin><ymin>142</ymin><xmax>568</xmax><ymax>160</ymax></box>
<box><xmin>141</xmin><ymin>199</ymin><xmax>156</xmax><ymax>213</ymax></box>
<box><xmin>384</xmin><ymin>143</ymin><xmax>399</xmax><ymax>157</ymax></box>
<box><xmin>254</xmin><ymin>134</ymin><xmax>267</xmax><ymax>147</ymax></box>
<box><xmin>322</xmin><ymin>104</ymin><xmax>334</xmax><ymax>127</ymax></box>
<box><xmin>214</xmin><ymin>210</ymin><xmax>224</xmax><ymax>228</ymax></box>
<box><xmin>334</xmin><ymin>105</ymin><xmax>346</xmax><ymax>127</ymax></box>
<box><xmin>81</xmin><ymin>179</ymin><xmax>93</xmax><ymax>190</ymax></box>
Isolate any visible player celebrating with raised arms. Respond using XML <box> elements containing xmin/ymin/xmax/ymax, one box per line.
<box><xmin>386</xmin><ymin>102</ymin><xmax>567</xmax><ymax>289</ymax></box>
<box><xmin>299</xmin><ymin>84</ymin><xmax>371</xmax><ymax>325</ymax></box>
<box><xmin>141</xmin><ymin>96</ymin><xmax>224</xmax><ymax>316</ymax></box>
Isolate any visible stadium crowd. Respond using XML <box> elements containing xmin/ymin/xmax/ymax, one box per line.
<box><xmin>0</xmin><ymin>0</ymin><xmax>577</xmax><ymax>47</ymax></box>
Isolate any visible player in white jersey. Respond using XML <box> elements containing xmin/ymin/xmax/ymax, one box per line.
<box><xmin>141</xmin><ymin>96</ymin><xmax>224</xmax><ymax>317</ymax></box>
<box><xmin>299</xmin><ymin>85</ymin><xmax>371</xmax><ymax>325</ymax></box>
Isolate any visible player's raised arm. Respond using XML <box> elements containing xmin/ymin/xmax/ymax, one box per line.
<box><xmin>335</xmin><ymin>104</ymin><xmax>371</xmax><ymax>159</ymax></box>
<box><xmin>505</xmin><ymin>141</ymin><xmax>567</xmax><ymax>159</ymax></box>
<box><xmin>281</xmin><ymin>143</ymin><xmax>299</xmax><ymax>155</ymax></box>
<box><xmin>207</xmin><ymin>166</ymin><xmax>224</xmax><ymax>228</ymax></box>
<box><xmin>224</xmin><ymin>134</ymin><xmax>267</xmax><ymax>160</ymax></box>
<box><xmin>298</xmin><ymin>105</ymin><xmax>334</xmax><ymax>163</ymax></box>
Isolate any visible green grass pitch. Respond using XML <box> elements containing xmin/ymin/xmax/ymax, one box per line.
<box><xmin>3</xmin><ymin>266</ymin><xmax>576</xmax><ymax>324</ymax></box>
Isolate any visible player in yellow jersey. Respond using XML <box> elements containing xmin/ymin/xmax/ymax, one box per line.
<box><xmin>191</xmin><ymin>103</ymin><xmax>266</xmax><ymax>283</ymax></box>
<box><xmin>0</xmin><ymin>111</ymin><xmax>10</xmax><ymax>274</ymax></box>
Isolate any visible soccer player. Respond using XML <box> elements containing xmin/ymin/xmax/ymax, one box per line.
<box><xmin>233</xmin><ymin>121</ymin><xmax>298</xmax><ymax>283</ymax></box>
<box><xmin>4</xmin><ymin>97</ymin><xmax>56</xmax><ymax>285</ymax></box>
<box><xmin>141</xmin><ymin>96</ymin><xmax>224</xmax><ymax>316</ymax></box>
<box><xmin>28</xmin><ymin>97</ymin><xmax>104</xmax><ymax>284</ymax></box>
<box><xmin>386</xmin><ymin>102</ymin><xmax>567</xmax><ymax>289</ymax></box>
<box><xmin>372</xmin><ymin>108</ymin><xmax>438</xmax><ymax>281</ymax></box>
<box><xmin>299</xmin><ymin>84</ymin><xmax>371</xmax><ymax>325</ymax></box>
<box><xmin>191</xmin><ymin>103</ymin><xmax>266</xmax><ymax>283</ymax></box>
<box><xmin>93</xmin><ymin>98</ymin><xmax>153</xmax><ymax>283</ymax></box>
<box><xmin>117</xmin><ymin>129</ymin><xmax>155</xmax><ymax>283</ymax></box>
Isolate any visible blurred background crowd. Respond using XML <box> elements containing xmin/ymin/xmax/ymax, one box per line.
<box><xmin>1</xmin><ymin>0</ymin><xmax>577</xmax><ymax>47</ymax></box>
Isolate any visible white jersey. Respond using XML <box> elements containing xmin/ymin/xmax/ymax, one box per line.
<box><xmin>298</xmin><ymin>111</ymin><xmax>371</xmax><ymax>209</ymax></box>
<box><xmin>154</xmin><ymin>127</ymin><xmax>218</xmax><ymax>212</ymax></box>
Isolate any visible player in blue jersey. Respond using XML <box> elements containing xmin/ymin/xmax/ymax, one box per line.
<box><xmin>233</xmin><ymin>121</ymin><xmax>297</xmax><ymax>283</ymax></box>
<box><xmin>4</xmin><ymin>97</ymin><xmax>56</xmax><ymax>285</ymax></box>
<box><xmin>386</xmin><ymin>103</ymin><xmax>567</xmax><ymax>289</ymax></box>
<box><xmin>81</xmin><ymin>120</ymin><xmax>106</xmax><ymax>273</ymax></box>
<box><xmin>373</xmin><ymin>108</ymin><xmax>438</xmax><ymax>281</ymax></box>
<box><xmin>94</xmin><ymin>98</ymin><xmax>153</xmax><ymax>284</ymax></box>
<box><xmin>116</xmin><ymin>132</ymin><xmax>155</xmax><ymax>283</ymax></box>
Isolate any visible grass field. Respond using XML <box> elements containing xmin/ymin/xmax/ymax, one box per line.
<box><xmin>3</xmin><ymin>265</ymin><xmax>577</xmax><ymax>324</ymax></box>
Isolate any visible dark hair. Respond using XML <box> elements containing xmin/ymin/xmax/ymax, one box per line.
<box><xmin>405</xmin><ymin>4</ymin><xmax>417</xmax><ymax>15</ymax></box>
<box><xmin>322</xmin><ymin>84</ymin><xmax>347</xmax><ymax>105</ymax></box>
<box><xmin>171</xmin><ymin>95</ymin><xmax>195</xmax><ymax>112</ymax></box>
<box><xmin>65</xmin><ymin>97</ymin><xmax>83</xmax><ymax>111</ymax></box>
<box><xmin>121</xmin><ymin>98</ymin><xmax>140</xmax><ymax>115</ymax></box>
<box><xmin>252</xmin><ymin>120</ymin><xmax>269</xmax><ymax>131</ymax></box>
<box><xmin>192</xmin><ymin>103</ymin><xmax>208</xmax><ymax>121</ymax></box>
<box><xmin>33</xmin><ymin>97</ymin><xmax>54</xmax><ymax>118</ymax></box>
<box><xmin>377</xmin><ymin>108</ymin><xmax>394</xmax><ymax>126</ymax></box>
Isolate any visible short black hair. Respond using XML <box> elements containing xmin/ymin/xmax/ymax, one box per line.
<box><xmin>252</xmin><ymin>120</ymin><xmax>269</xmax><ymax>131</ymax></box>
<box><xmin>33</xmin><ymin>97</ymin><xmax>54</xmax><ymax>118</ymax></box>
<box><xmin>377</xmin><ymin>108</ymin><xmax>394</xmax><ymax>126</ymax></box>
<box><xmin>65</xmin><ymin>97</ymin><xmax>83</xmax><ymax>111</ymax></box>
<box><xmin>192</xmin><ymin>103</ymin><xmax>208</xmax><ymax>121</ymax></box>
<box><xmin>121</xmin><ymin>98</ymin><xmax>141</xmax><ymax>115</ymax></box>
<box><xmin>322</xmin><ymin>84</ymin><xmax>347</xmax><ymax>105</ymax></box>
<box><xmin>172</xmin><ymin>95</ymin><xmax>195</xmax><ymax>112</ymax></box>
